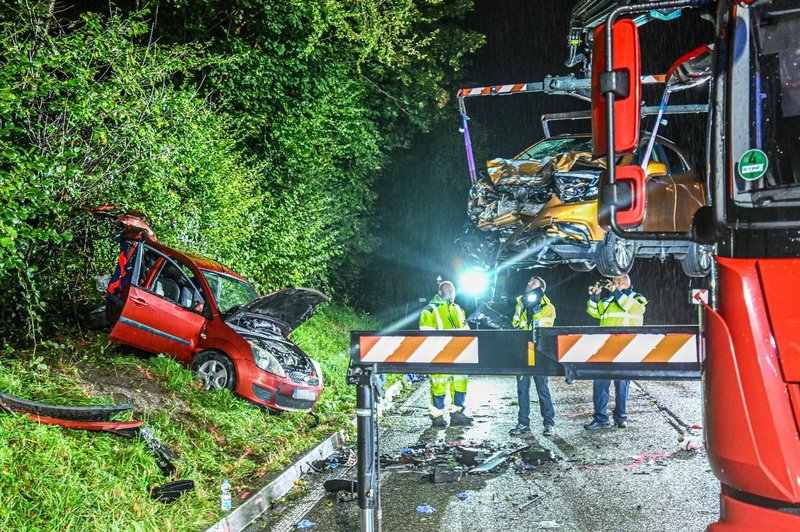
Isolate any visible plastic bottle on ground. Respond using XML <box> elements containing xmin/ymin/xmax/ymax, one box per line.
<box><xmin>221</xmin><ymin>479</ymin><xmax>232</xmax><ymax>512</ymax></box>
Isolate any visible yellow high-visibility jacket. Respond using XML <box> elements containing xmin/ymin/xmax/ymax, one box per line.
<box><xmin>419</xmin><ymin>295</ymin><xmax>468</xmax><ymax>331</ymax></box>
<box><xmin>512</xmin><ymin>294</ymin><xmax>556</xmax><ymax>330</ymax></box>
<box><xmin>586</xmin><ymin>289</ymin><xmax>647</xmax><ymax>326</ymax></box>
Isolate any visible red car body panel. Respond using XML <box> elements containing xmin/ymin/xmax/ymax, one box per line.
<box><xmin>704</xmin><ymin>257</ymin><xmax>800</xmax><ymax>505</ymax></box>
<box><xmin>110</xmin><ymin>284</ymin><xmax>205</xmax><ymax>359</ymax></box>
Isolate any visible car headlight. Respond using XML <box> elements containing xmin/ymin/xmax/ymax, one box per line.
<box><xmin>310</xmin><ymin>358</ymin><xmax>323</xmax><ymax>388</ymax></box>
<box><xmin>248</xmin><ymin>340</ymin><xmax>285</xmax><ymax>377</ymax></box>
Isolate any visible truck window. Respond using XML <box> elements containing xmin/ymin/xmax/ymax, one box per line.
<box><xmin>730</xmin><ymin>4</ymin><xmax>800</xmax><ymax>206</ymax></box>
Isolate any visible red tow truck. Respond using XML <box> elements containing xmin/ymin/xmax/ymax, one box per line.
<box><xmin>592</xmin><ymin>0</ymin><xmax>800</xmax><ymax>529</ymax></box>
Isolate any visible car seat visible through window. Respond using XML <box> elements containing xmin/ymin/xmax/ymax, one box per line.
<box><xmin>155</xmin><ymin>278</ymin><xmax>180</xmax><ymax>304</ymax></box>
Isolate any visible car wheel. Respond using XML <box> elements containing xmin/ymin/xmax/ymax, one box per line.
<box><xmin>569</xmin><ymin>262</ymin><xmax>596</xmax><ymax>272</ymax></box>
<box><xmin>680</xmin><ymin>243</ymin><xmax>713</xmax><ymax>277</ymax></box>
<box><xmin>595</xmin><ymin>232</ymin><xmax>635</xmax><ymax>277</ymax></box>
<box><xmin>191</xmin><ymin>351</ymin><xmax>237</xmax><ymax>392</ymax></box>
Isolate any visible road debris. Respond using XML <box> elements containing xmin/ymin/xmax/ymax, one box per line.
<box><xmin>296</xmin><ymin>518</ymin><xmax>317</xmax><ymax>529</ymax></box>
<box><xmin>149</xmin><ymin>480</ymin><xmax>195</xmax><ymax>504</ymax></box>
<box><xmin>456</xmin><ymin>492</ymin><xmax>469</xmax><ymax>500</ymax></box>
<box><xmin>679</xmin><ymin>435</ymin><xmax>703</xmax><ymax>451</ymax></box>
<box><xmin>416</xmin><ymin>505</ymin><xmax>437</xmax><ymax>514</ymax></box>
<box><xmin>517</xmin><ymin>493</ymin><xmax>542</xmax><ymax>511</ymax></box>
<box><xmin>579</xmin><ymin>451</ymin><xmax>671</xmax><ymax>472</ymax></box>
<box><xmin>433</xmin><ymin>466</ymin><xmax>462</xmax><ymax>483</ymax></box>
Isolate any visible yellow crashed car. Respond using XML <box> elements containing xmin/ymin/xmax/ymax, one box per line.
<box><xmin>465</xmin><ymin>134</ymin><xmax>711</xmax><ymax>277</ymax></box>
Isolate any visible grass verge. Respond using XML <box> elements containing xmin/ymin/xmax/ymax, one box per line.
<box><xmin>0</xmin><ymin>303</ymin><xmax>379</xmax><ymax>531</ymax></box>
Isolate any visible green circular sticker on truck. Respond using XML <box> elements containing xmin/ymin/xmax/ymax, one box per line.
<box><xmin>738</xmin><ymin>149</ymin><xmax>768</xmax><ymax>181</ymax></box>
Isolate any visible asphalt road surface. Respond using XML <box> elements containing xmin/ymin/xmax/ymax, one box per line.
<box><xmin>266</xmin><ymin>376</ymin><xmax>718</xmax><ymax>532</ymax></box>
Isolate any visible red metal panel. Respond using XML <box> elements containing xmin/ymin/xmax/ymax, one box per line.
<box><xmin>704</xmin><ymin>257</ymin><xmax>800</xmax><ymax>503</ymax></box>
<box><xmin>756</xmin><ymin>259</ymin><xmax>800</xmax><ymax>382</ymax></box>
<box><xmin>592</xmin><ymin>19</ymin><xmax>641</xmax><ymax>156</ymax></box>
<box><xmin>709</xmin><ymin>491</ymin><xmax>800</xmax><ymax>531</ymax></box>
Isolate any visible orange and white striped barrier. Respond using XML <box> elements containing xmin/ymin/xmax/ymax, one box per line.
<box><xmin>457</xmin><ymin>83</ymin><xmax>528</xmax><ymax>98</ymax></box>
<box><xmin>359</xmin><ymin>335</ymin><xmax>479</xmax><ymax>364</ymax></box>
<box><xmin>557</xmin><ymin>333</ymin><xmax>697</xmax><ymax>363</ymax></box>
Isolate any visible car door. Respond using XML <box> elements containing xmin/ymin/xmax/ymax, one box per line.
<box><xmin>110</xmin><ymin>244</ymin><xmax>207</xmax><ymax>360</ymax></box>
<box><xmin>639</xmin><ymin>142</ymin><xmax>678</xmax><ymax>232</ymax></box>
<box><xmin>660</xmin><ymin>142</ymin><xmax>705</xmax><ymax>231</ymax></box>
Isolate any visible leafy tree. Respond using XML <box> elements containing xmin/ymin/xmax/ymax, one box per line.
<box><xmin>0</xmin><ymin>0</ymin><xmax>482</xmax><ymax>341</ymax></box>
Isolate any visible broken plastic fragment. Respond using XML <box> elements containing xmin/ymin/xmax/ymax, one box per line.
<box><xmin>416</xmin><ymin>505</ymin><xmax>437</xmax><ymax>514</ymax></box>
<box><xmin>296</xmin><ymin>518</ymin><xmax>316</xmax><ymax>529</ymax></box>
<box><xmin>456</xmin><ymin>492</ymin><xmax>469</xmax><ymax>500</ymax></box>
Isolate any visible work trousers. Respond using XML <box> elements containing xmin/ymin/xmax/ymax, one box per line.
<box><xmin>517</xmin><ymin>375</ymin><xmax>555</xmax><ymax>428</ymax></box>
<box><xmin>429</xmin><ymin>374</ymin><xmax>467</xmax><ymax>417</ymax></box>
<box><xmin>592</xmin><ymin>379</ymin><xmax>629</xmax><ymax>424</ymax></box>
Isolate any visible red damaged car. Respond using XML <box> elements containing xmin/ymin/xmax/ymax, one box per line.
<box><xmin>89</xmin><ymin>209</ymin><xmax>328</xmax><ymax>412</ymax></box>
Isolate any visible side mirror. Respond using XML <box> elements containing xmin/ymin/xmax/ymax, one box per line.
<box><xmin>598</xmin><ymin>165</ymin><xmax>646</xmax><ymax>229</ymax></box>
<box><xmin>645</xmin><ymin>161</ymin><xmax>668</xmax><ymax>177</ymax></box>
<box><xmin>666</xmin><ymin>44</ymin><xmax>712</xmax><ymax>93</ymax></box>
<box><xmin>592</xmin><ymin>19</ymin><xmax>641</xmax><ymax>157</ymax></box>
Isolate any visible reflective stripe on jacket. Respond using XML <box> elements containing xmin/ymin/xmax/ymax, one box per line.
<box><xmin>419</xmin><ymin>295</ymin><xmax>469</xmax><ymax>331</ymax></box>
<box><xmin>586</xmin><ymin>289</ymin><xmax>647</xmax><ymax>326</ymax></box>
<box><xmin>512</xmin><ymin>295</ymin><xmax>556</xmax><ymax>330</ymax></box>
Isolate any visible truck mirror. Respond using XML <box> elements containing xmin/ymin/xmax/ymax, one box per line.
<box><xmin>598</xmin><ymin>165</ymin><xmax>646</xmax><ymax>229</ymax></box>
<box><xmin>666</xmin><ymin>44</ymin><xmax>712</xmax><ymax>93</ymax></box>
<box><xmin>592</xmin><ymin>18</ymin><xmax>641</xmax><ymax>157</ymax></box>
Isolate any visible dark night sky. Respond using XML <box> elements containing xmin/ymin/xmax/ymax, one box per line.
<box><xmin>357</xmin><ymin>0</ymin><xmax>714</xmax><ymax>327</ymax></box>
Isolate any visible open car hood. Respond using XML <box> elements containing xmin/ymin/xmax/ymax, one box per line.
<box><xmin>228</xmin><ymin>288</ymin><xmax>329</xmax><ymax>332</ymax></box>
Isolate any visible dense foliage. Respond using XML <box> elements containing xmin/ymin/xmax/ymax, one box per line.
<box><xmin>0</xmin><ymin>0</ymin><xmax>483</xmax><ymax>341</ymax></box>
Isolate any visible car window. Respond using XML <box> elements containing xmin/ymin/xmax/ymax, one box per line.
<box><xmin>136</xmin><ymin>246</ymin><xmax>204</xmax><ymax>310</ymax></box>
<box><xmin>631</xmin><ymin>139</ymin><xmax>664</xmax><ymax>167</ymax></box>
<box><xmin>516</xmin><ymin>137</ymin><xmax>593</xmax><ymax>160</ymax></box>
<box><xmin>660</xmin><ymin>144</ymin><xmax>690</xmax><ymax>175</ymax></box>
<box><xmin>202</xmin><ymin>270</ymin><xmax>258</xmax><ymax>315</ymax></box>
<box><xmin>135</xmin><ymin>246</ymin><xmax>163</xmax><ymax>287</ymax></box>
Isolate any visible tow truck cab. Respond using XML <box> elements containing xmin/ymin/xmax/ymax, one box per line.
<box><xmin>595</xmin><ymin>1</ymin><xmax>800</xmax><ymax>529</ymax></box>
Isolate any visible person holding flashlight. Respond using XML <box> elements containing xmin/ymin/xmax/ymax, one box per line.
<box><xmin>584</xmin><ymin>274</ymin><xmax>648</xmax><ymax>430</ymax></box>
<box><xmin>509</xmin><ymin>276</ymin><xmax>557</xmax><ymax>437</ymax></box>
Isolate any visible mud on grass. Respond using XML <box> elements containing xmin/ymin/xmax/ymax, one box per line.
<box><xmin>0</xmin><ymin>304</ymin><xmax>379</xmax><ymax>531</ymax></box>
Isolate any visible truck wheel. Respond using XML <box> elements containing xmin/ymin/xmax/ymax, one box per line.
<box><xmin>569</xmin><ymin>262</ymin><xmax>596</xmax><ymax>272</ymax></box>
<box><xmin>680</xmin><ymin>243</ymin><xmax>713</xmax><ymax>277</ymax></box>
<box><xmin>595</xmin><ymin>232</ymin><xmax>635</xmax><ymax>277</ymax></box>
<box><xmin>191</xmin><ymin>351</ymin><xmax>237</xmax><ymax>392</ymax></box>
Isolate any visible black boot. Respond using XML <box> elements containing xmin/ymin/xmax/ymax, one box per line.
<box><xmin>450</xmin><ymin>411</ymin><xmax>474</xmax><ymax>426</ymax></box>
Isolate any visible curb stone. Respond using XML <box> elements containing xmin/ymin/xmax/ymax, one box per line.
<box><xmin>205</xmin><ymin>378</ymin><xmax>408</xmax><ymax>532</ymax></box>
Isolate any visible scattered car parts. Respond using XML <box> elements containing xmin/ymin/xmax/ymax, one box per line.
<box><xmin>1</xmin><ymin>390</ymin><xmax>192</xmax><ymax>502</ymax></box>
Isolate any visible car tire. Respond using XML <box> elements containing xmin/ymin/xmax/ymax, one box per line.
<box><xmin>569</xmin><ymin>262</ymin><xmax>596</xmax><ymax>272</ymax></box>
<box><xmin>595</xmin><ymin>232</ymin><xmax>635</xmax><ymax>277</ymax></box>
<box><xmin>191</xmin><ymin>351</ymin><xmax>237</xmax><ymax>392</ymax></box>
<box><xmin>680</xmin><ymin>243</ymin><xmax>713</xmax><ymax>277</ymax></box>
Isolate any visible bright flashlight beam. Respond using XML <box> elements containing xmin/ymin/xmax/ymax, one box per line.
<box><xmin>460</xmin><ymin>269</ymin><xmax>489</xmax><ymax>297</ymax></box>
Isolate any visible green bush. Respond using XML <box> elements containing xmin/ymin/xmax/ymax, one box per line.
<box><xmin>0</xmin><ymin>1</ymin><xmax>482</xmax><ymax>343</ymax></box>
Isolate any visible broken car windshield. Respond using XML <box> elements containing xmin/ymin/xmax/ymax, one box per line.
<box><xmin>201</xmin><ymin>271</ymin><xmax>258</xmax><ymax>315</ymax></box>
<box><xmin>516</xmin><ymin>137</ymin><xmax>594</xmax><ymax>161</ymax></box>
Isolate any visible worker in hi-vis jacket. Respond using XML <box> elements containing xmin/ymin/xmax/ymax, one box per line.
<box><xmin>584</xmin><ymin>274</ymin><xmax>647</xmax><ymax>430</ymax></box>
<box><xmin>509</xmin><ymin>276</ymin><xmax>557</xmax><ymax>437</ymax></box>
<box><xmin>419</xmin><ymin>280</ymin><xmax>474</xmax><ymax>427</ymax></box>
